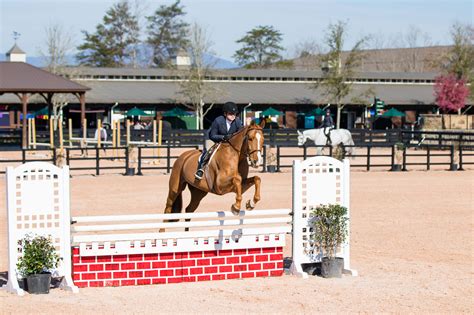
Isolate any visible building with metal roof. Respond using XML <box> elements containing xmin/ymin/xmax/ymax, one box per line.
<box><xmin>1</xmin><ymin>64</ymin><xmax>471</xmax><ymax>129</ymax></box>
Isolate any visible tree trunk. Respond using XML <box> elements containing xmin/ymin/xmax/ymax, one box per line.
<box><xmin>336</xmin><ymin>104</ymin><xmax>342</xmax><ymax>129</ymax></box>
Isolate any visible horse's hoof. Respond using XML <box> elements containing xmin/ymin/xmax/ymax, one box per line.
<box><xmin>231</xmin><ymin>205</ymin><xmax>240</xmax><ymax>215</ymax></box>
<box><xmin>246</xmin><ymin>200</ymin><xmax>255</xmax><ymax>210</ymax></box>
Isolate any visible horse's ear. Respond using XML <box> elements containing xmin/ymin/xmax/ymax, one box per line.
<box><xmin>297</xmin><ymin>130</ymin><xmax>302</xmax><ymax>136</ymax></box>
<box><xmin>249</xmin><ymin>120</ymin><xmax>256</xmax><ymax>126</ymax></box>
<box><xmin>259</xmin><ymin>119</ymin><xmax>265</xmax><ymax>128</ymax></box>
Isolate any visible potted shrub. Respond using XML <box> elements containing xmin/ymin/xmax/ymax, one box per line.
<box><xmin>332</xmin><ymin>143</ymin><xmax>346</xmax><ymax>161</ymax></box>
<box><xmin>265</xmin><ymin>146</ymin><xmax>278</xmax><ymax>173</ymax></box>
<box><xmin>392</xmin><ymin>142</ymin><xmax>405</xmax><ymax>171</ymax></box>
<box><xmin>310</xmin><ymin>204</ymin><xmax>348</xmax><ymax>278</ymax></box>
<box><xmin>125</xmin><ymin>145</ymin><xmax>137</xmax><ymax>175</ymax></box>
<box><xmin>17</xmin><ymin>234</ymin><xmax>60</xmax><ymax>294</ymax></box>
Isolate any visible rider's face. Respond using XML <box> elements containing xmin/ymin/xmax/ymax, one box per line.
<box><xmin>225</xmin><ymin>112</ymin><xmax>236</xmax><ymax>121</ymax></box>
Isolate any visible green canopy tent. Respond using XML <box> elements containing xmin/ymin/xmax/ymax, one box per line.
<box><xmin>307</xmin><ymin>107</ymin><xmax>325</xmax><ymax>116</ymax></box>
<box><xmin>126</xmin><ymin>107</ymin><xmax>154</xmax><ymax>117</ymax></box>
<box><xmin>162</xmin><ymin>107</ymin><xmax>194</xmax><ymax>117</ymax></box>
<box><xmin>381</xmin><ymin>108</ymin><xmax>405</xmax><ymax>117</ymax></box>
<box><xmin>34</xmin><ymin>107</ymin><xmax>49</xmax><ymax>118</ymax></box>
<box><xmin>261</xmin><ymin>107</ymin><xmax>283</xmax><ymax>116</ymax></box>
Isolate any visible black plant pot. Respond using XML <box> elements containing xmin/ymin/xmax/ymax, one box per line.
<box><xmin>26</xmin><ymin>273</ymin><xmax>51</xmax><ymax>294</ymax></box>
<box><xmin>321</xmin><ymin>257</ymin><xmax>344</xmax><ymax>278</ymax></box>
<box><xmin>125</xmin><ymin>167</ymin><xmax>135</xmax><ymax>176</ymax></box>
<box><xmin>266</xmin><ymin>165</ymin><xmax>277</xmax><ymax>173</ymax></box>
<box><xmin>391</xmin><ymin>164</ymin><xmax>402</xmax><ymax>172</ymax></box>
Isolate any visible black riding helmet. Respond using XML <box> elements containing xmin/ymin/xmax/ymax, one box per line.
<box><xmin>223</xmin><ymin>102</ymin><xmax>239</xmax><ymax>114</ymax></box>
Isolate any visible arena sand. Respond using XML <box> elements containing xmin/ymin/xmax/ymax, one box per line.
<box><xmin>0</xmin><ymin>170</ymin><xmax>472</xmax><ymax>313</ymax></box>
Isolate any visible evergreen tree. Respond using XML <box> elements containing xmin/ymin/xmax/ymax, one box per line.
<box><xmin>233</xmin><ymin>25</ymin><xmax>284</xmax><ymax>68</ymax></box>
<box><xmin>76</xmin><ymin>0</ymin><xmax>139</xmax><ymax>67</ymax></box>
<box><xmin>146</xmin><ymin>0</ymin><xmax>189</xmax><ymax>67</ymax></box>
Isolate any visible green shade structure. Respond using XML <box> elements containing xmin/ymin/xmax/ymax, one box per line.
<box><xmin>34</xmin><ymin>107</ymin><xmax>49</xmax><ymax>117</ymax></box>
<box><xmin>162</xmin><ymin>107</ymin><xmax>193</xmax><ymax>117</ymax></box>
<box><xmin>381</xmin><ymin>108</ymin><xmax>405</xmax><ymax>117</ymax></box>
<box><xmin>308</xmin><ymin>107</ymin><xmax>325</xmax><ymax>116</ymax></box>
<box><xmin>261</xmin><ymin>107</ymin><xmax>283</xmax><ymax>116</ymax></box>
<box><xmin>126</xmin><ymin>107</ymin><xmax>154</xmax><ymax>117</ymax></box>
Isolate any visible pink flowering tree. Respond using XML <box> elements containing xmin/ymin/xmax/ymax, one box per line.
<box><xmin>434</xmin><ymin>75</ymin><xmax>470</xmax><ymax>113</ymax></box>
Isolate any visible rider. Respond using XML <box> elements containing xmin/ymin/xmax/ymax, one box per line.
<box><xmin>322</xmin><ymin>109</ymin><xmax>334</xmax><ymax>145</ymax></box>
<box><xmin>195</xmin><ymin>102</ymin><xmax>243</xmax><ymax>180</ymax></box>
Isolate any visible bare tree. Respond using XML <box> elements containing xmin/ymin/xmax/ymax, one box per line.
<box><xmin>176</xmin><ymin>23</ymin><xmax>222</xmax><ymax>129</ymax></box>
<box><xmin>312</xmin><ymin>21</ymin><xmax>369</xmax><ymax>129</ymax></box>
<box><xmin>37</xmin><ymin>23</ymin><xmax>78</xmax><ymax>125</ymax></box>
<box><xmin>292</xmin><ymin>38</ymin><xmax>324</xmax><ymax>69</ymax></box>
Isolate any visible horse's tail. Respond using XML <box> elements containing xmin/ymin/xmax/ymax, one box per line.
<box><xmin>346</xmin><ymin>131</ymin><xmax>356</xmax><ymax>156</ymax></box>
<box><xmin>165</xmin><ymin>149</ymin><xmax>195</xmax><ymax>214</ymax></box>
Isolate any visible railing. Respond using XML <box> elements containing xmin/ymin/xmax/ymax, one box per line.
<box><xmin>1</xmin><ymin>143</ymin><xmax>473</xmax><ymax>175</ymax></box>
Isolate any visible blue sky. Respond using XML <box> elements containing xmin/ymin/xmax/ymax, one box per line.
<box><xmin>1</xmin><ymin>0</ymin><xmax>472</xmax><ymax>61</ymax></box>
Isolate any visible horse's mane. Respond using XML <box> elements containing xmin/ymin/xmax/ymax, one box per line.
<box><xmin>229</xmin><ymin>122</ymin><xmax>262</xmax><ymax>139</ymax></box>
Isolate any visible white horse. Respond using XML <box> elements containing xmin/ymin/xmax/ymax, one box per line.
<box><xmin>297</xmin><ymin>128</ymin><xmax>355</xmax><ymax>155</ymax></box>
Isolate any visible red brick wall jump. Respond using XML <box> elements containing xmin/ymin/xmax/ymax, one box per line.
<box><xmin>72</xmin><ymin>247</ymin><xmax>284</xmax><ymax>288</ymax></box>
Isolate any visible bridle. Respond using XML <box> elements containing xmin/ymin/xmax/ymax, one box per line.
<box><xmin>225</xmin><ymin>127</ymin><xmax>263</xmax><ymax>161</ymax></box>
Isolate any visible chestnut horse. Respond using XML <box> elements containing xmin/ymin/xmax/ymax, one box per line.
<box><xmin>164</xmin><ymin>120</ymin><xmax>265</xmax><ymax>217</ymax></box>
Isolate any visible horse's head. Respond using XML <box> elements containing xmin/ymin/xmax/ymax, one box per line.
<box><xmin>297</xmin><ymin>130</ymin><xmax>305</xmax><ymax>146</ymax></box>
<box><xmin>245</xmin><ymin>120</ymin><xmax>265</xmax><ymax>168</ymax></box>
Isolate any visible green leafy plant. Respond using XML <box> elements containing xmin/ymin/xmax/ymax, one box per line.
<box><xmin>332</xmin><ymin>144</ymin><xmax>346</xmax><ymax>161</ymax></box>
<box><xmin>311</xmin><ymin>204</ymin><xmax>348</xmax><ymax>259</ymax></box>
<box><xmin>265</xmin><ymin>147</ymin><xmax>277</xmax><ymax>166</ymax></box>
<box><xmin>395</xmin><ymin>142</ymin><xmax>405</xmax><ymax>151</ymax></box>
<box><xmin>17</xmin><ymin>234</ymin><xmax>60</xmax><ymax>277</ymax></box>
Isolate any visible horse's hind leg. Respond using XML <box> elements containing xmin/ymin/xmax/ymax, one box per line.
<box><xmin>184</xmin><ymin>185</ymin><xmax>208</xmax><ymax>231</ymax></box>
<box><xmin>241</xmin><ymin>176</ymin><xmax>261</xmax><ymax>210</ymax></box>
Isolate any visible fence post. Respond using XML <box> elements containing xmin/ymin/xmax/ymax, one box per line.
<box><xmin>125</xmin><ymin>146</ymin><xmax>131</xmax><ymax>176</ymax></box>
<box><xmin>402</xmin><ymin>146</ymin><xmax>407</xmax><ymax>171</ymax></box>
<box><xmin>303</xmin><ymin>146</ymin><xmax>307</xmax><ymax>160</ymax></box>
<box><xmin>390</xmin><ymin>145</ymin><xmax>395</xmax><ymax>171</ymax></box>
<box><xmin>366</xmin><ymin>146</ymin><xmax>370</xmax><ymax>171</ymax></box>
<box><xmin>166</xmin><ymin>146</ymin><xmax>171</xmax><ymax>173</ymax></box>
<box><xmin>95</xmin><ymin>148</ymin><xmax>100</xmax><ymax>176</ymax></box>
<box><xmin>276</xmin><ymin>146</ymin><xmax>280</xmax><ymax>172</ymax></box>
<box><xmin>426</xmin><ymin>146</ymin><xmax>430</xmax><ymax>171</ymax></box>
<box><xmin>329</xmin><ymin>145</ymin><xmax>333</xmax><ymax>157</ymax></box>
<box><xmin>22</xmin><ymin>149</ymin><xmax>26</xmax><ymax>164</ymax></box>
<box><xmin>458</xmin><ymin>145</ymin><xmax>464</xmax><ymax>171</ymax></box>
<box><xmin>136</xmin><ymin>147</ymin><xmax>143</xmax><ymax>176</ymax></box>
<box><xmin>262</xmin><ymin>145</ymin><xmax>267</xmax><ymax>173</ymax></box>
<box><xmin>66</xmin><ymin>148</ymin><xmax>70</xmax><ymax>167</ymax></box>
<box><xmin>52</xmin><ymin>148</ymin><xmax>57</xmax><ymax>165</ymax></box>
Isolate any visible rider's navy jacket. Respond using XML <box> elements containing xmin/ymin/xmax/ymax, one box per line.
<box><xmin>208</xmin><ymin>115</ymin><xmax>243</xmax><ymax>143</ymax></box>
<box><xmin>322</xmin><ymin>114</ymin><xmax>334</xmax><ymax>128</ymax></box>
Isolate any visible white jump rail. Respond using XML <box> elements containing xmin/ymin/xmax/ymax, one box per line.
<box><xmin>71</xmin><ymin>209</ymin><xmax>292</xmax><ymax>257</ymax></box>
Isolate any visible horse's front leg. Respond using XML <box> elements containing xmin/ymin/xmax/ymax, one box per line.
<box><xmin>231</xmin><ymin>175</ymin><xmax>243</xmax><ymax>215</ymax></box>
<box><xmin>241</xmin><ymin>176</ymin><xmax>261</xmax><ymax>210</ymax></box>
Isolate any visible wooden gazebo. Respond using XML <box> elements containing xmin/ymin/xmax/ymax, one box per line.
<box><xmin>0</xmin><ymin>62</ymin><xmax>90</xmax><ymax>148</ymax></box>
